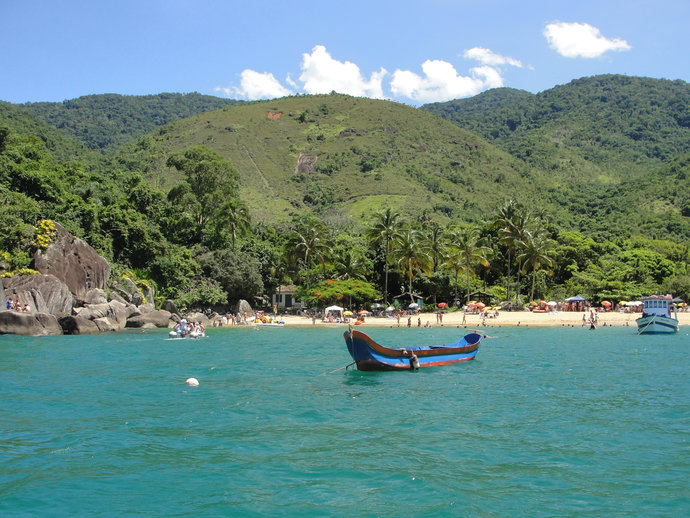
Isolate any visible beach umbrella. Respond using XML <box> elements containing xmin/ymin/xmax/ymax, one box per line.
<box><xmin>476</xmin><ymin>302</ymin><xmax>486</xmax><ymax>308</ymax></box>
<box><xmin>547</xmin><ymin>301</ymin><xmax>557</xmax><ymax>306</ymax></box>
<box><xmin>344</xmin><ymin>310</ymin><xmax>353</xmax><ymax>316</ymax></box>
<box><xmin>408</xmin><ymin>303</ymin><xmax>419</xmax><ymax>309</ymax></box>
<box><xmin>386</xmin><ymin>306</ymin><xmax>396</xmax><ymax>311</ymax></box>
<box><xmin>438</xmin><ymin>302</ymin><xmax>448</xmax><ymax>308</ymax></box>
<box><xmin>601</xmin><ymin>301</ymin><xmax>611</xmax><ymax>307</ymax></box>
<box><xmin>358</xmin><ymin>310</ymin><xmax>370</xmax><ymax>315</ymax></box>
<box><xmin>619</xmin><ymin>300</ymin><xmax>628</xmax><ymax>306</ymax></box>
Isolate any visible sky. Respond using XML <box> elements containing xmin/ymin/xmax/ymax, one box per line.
<box><xmin>1</xmin><ymin>0</ymin><xmax>688</xmax><ymax>106</ymax></box>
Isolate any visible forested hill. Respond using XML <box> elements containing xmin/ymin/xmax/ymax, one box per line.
<box><xmin>422</xmin><ymin>75</ymin><xmax>690</xmax><ymax>178</ymax></box>
<box><xmin>18</xmin><ymin>93</ymin><xmax>240</xmax><ymax>152</ymax></box>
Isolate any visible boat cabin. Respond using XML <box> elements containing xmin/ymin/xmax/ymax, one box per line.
<box><xmin>641</xmin><ymin>295</ymin><xmax>675</xmax><ymax>318</ymax></box>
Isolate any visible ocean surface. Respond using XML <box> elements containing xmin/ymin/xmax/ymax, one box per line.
<box><xmin>1</xmin><ymin>325</ymin><xmax>688</xmax><ymax>517</ymax></box>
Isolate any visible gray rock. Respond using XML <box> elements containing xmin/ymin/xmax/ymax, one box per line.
<box><xmin>83</xmin><ymin>288</ymin><xmax>107</xmax><ymax>305</ymax></box>
<box><xmin>74</xmin><ymin>300</ymin><xmax>129</xmax><ymax>331</ymax></box>
<box><xmin>237</xmin><ymin>299</ymin><xmax>254</xmax><ymax>318</ymax></box>
<box><xmin>0</xmin><ymin>310</ymin><xmax>63</xmax><ymax>336</ymax></box>
<box><xmin>138</xmin><ymin>303</ymin><xmax>155</xmax><ymax>314</ymax></box>
<box><xmin>32</xmin><ymin>222</ymin><xmax>110</xmax><ymax>303</ymax></box>
<box><xmin>58</xmin><ymin>315</ymin><xmax>100</xmax><ymax>335</ymax></box>
<box><xmin>126</xmin><ymin>309</ymin><xmax>172</xmax><ymax>328</ymax></box>
<box><xmin>162</xmin><ymin>299</ymin><xmax>180</xmax><ymax>316</ymax></box>
<box><xmin>3</xmin><ymin>274</ymin><xmax>73</xmax><ymax>316</ymax></box>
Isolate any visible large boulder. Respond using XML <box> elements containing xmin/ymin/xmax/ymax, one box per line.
<box><xmin>110</xmin><ymin>278</ymin><xmax>143</xmax><ymax>306</ymax></box>
<box><xmin>73</xmin><ymin>300</ymin><xmax>132</xmax><ymax>331</ymax></box>
<box><xmin>33</xmin><ymin>222</ymin><xmax>110</xmax><ymax>304</ymax></box>
<box><xmin>162</xmin><ymin>299</ymin><xmax>180</xmax><ymax>317</ymax></box>
<box><xmin>3</xmin><ymin>274</ymin><xmax>73</xmax><ymax>316</ymax></box>
<box><xmin>58</xmin><ymin>315</ymin><xmax>101</xmax><ymax>335</ymax></box>
<box><xmin>126</xmin><ymin>309</ymin><xmax>172</xmax><ymax>328</ymax></box>
<box><xmin>0</xmin><ymin>310</ymin><xmax>63</xmax><ymax>336</ymax></box>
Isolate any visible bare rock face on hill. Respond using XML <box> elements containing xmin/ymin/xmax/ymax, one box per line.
<box><xmin>33</xmin><ymin>222</ymin><xmax>111</xmax><ymax>304</ymax></box>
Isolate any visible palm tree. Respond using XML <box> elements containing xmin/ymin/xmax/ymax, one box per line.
<box><xmin>446</xmin><ymin>226</ymin><xmax>491</xmax><ymax>304</ymax></box>
<box><xmin>495</xmin><ymin>200</ymin><xmax>520</xmax><ymax>303</ymax></box>
<box><xmin>285</xmin><ymin>220</ymin><xmax>332</xmax><ymax>282</ymax></box>
<box><xmin>366</xmin><ymin>208</ymin><xmax>403</xmax><ymax>304</ymax></box>
<box><xmin>498</xmin><ymin>205</ymin><xmax>531</xmax><ymax>305</ymax></box>
<box><xmin>333</xmin><ymin>248</ymin><xmax>370</xmax><ymax>281</ymax></box>
<box><xmin>392</xmin><ymin>227</ymin><xmax>432</xmax><ymax>303</ymax></box>
<box><xmin>515</xmin><ymin>226</ymin><xmax>556</xmax><ymax>303</ymax></box>
<box><xmin>223</xmin><ymin>199</ymin><xmax>250</xmax><ymax>250</ymax></box>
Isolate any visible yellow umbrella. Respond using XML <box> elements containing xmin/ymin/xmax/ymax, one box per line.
<box><xmin>344</xmin><ymin>310</ymin><xmax>353</xmax><ymax>316</ymax></box>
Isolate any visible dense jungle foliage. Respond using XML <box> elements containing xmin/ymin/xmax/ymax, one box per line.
<box><xmin>1</xmin><ymin>75</ymin><xmax>689</xmax><ymax>309</ymax></box>
<box><xmin>20</xmin><ymin>93</ymin><xmax>239</xmax><ymax>153</ymax></box>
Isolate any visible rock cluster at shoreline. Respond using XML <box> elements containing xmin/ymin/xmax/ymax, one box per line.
<box><xmin>0</xmin><ymin>222</ymin><xmax>227</xmax><ymax>337</ymax></box>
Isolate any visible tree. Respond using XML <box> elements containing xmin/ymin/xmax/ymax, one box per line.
<box><xmin>446</xmin><ymin>226</ymin><xmax>491</xmax><ymax>304</ymax></box>
<box><xmin>366</xmin><ymin>208</ymin><xmax>403</xmax><ymax>304</ymax></box>
<box><xmin>166</xmin><ymin>146</ymin><xmax>240</xmax><ymax>241</ymax></box>
<box><xmin>284</xmin><ymin>218</ymin><xmax>332</xmax><ymax>285</ymax></box>
<box><xmin>392</xmin><ymin>227</ymin><xmax>432</xmax><ymax>303</ymax></box>
<box><xmin>515</xmin><ymin>226</ymin><xmax>556</xmax><ymax>303</ymax></box>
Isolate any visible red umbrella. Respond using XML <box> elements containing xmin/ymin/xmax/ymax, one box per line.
<box><xmin>601</xmin><ymin>300</ymin><xmax>612</xmax><ymax>307</ymax></box>
<box><xmin>438</xmin><ymin>302</ymin><xmax>448</xmax><ymax>308</ymax></box>
<box><xmin>476</xmin><ymin>302</ymin><xmax>486</xmax><ymax>309</ymax></box>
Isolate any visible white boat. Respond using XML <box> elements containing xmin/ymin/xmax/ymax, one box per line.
<box><xmin>636</xmin><ymin>295</ymin><xmax>679</xmax><ymax>334</ymax></box>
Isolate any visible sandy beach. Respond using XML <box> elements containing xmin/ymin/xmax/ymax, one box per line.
<box><xmin>276</xmin><ymin>309</ymin><xmax>690</xmax><ymax>329</ymax></box>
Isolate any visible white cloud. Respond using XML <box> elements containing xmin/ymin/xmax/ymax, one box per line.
<box><xmin>391</xmin><ymin>59</ymin><xmax>504</xmax><ymax>104</ymax></box>
<box><xmin>215</xmin><ymin>69</ymin><xmax>293</xmax><ymax>100</ymax></box>
<box><xmin>544</xmin><ymin>22</ymin><xmax>631</xmax><ymax>58</ymax></box>
<box><xmin>298</xmin><ymin>45</ymin><xmax>387</xmax><ymax>98</ymax></box>
<box><xmin>463</xmin><ymin>47</ymin><xmax>523</xmax><ymax>68</ymax></box>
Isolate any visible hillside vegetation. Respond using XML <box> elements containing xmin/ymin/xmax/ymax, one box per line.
<box><xmin>1</xmin><ymin>75</ymin><xmax>689</xmax><ymax>310</ymax></box>
<box><xmin>20</xmin><ymin>93</ymin><xmax>239</xmax><ymax>153</ymax></box>
<box><xmin>115</xmin><ymin>94</ymin><xmax>536</xmax><ymax>225</ymax></box>
<box><xmin>423</xmin><ymin>75</ymin><xmax>690</xmax><ymax>238</ymax></box>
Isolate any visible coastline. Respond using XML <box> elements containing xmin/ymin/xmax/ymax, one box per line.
<box><xmin>273</xmin><ymin>310</ymin><xmax>690</xmax><ymax>329</ymax></box>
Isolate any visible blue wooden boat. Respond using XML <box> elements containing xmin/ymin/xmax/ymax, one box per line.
<box><xmin>344</xmin><ymin>328</ymin><xmax>482</xmax><ymax>371</ymax></box>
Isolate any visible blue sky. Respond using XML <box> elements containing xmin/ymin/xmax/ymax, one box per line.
<box><xmin>1</xmin><ymin>0</ymin><xmax>687</xmax><ymax>105</ymax></box>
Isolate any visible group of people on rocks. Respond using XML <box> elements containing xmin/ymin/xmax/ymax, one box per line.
<box><xmin>5</xmin><ymin>297</ymin><xmax>30</xmax><ymax>313</ymax></box>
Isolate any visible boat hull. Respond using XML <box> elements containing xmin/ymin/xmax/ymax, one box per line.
<box><xmin>636</xmin><ymin>315</ymin><xmax>679</xmax><ymax>334</ymax></box>
<box><xmin>344</xmin><ymin>329</ymin><xmax>481</xmax><ymax>371</ymax></box>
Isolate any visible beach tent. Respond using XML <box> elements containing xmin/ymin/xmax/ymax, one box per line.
<box><xmin>325</xmin><ymin>305</ymin><xmax>344</xmax><ymax>315</ymax></box>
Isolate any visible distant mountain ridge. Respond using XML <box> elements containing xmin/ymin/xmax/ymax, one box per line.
<box><xmin>18</xmin><ymin>92</ymin><xmax>240</xmax><ymax>152</ymax></box>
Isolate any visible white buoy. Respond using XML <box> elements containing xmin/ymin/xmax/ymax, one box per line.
<box><xmin>185</xmin><ymin>377</ymin><xmax>199</xmax><ymax>387</ymax></box>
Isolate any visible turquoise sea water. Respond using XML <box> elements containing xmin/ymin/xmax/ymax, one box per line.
<box><xmin>1</xmin><ymin>325</ymin><xmax>688</xmax><ymax>517</ymax></box>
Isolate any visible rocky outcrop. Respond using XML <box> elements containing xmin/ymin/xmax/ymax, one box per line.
<box><xmin>3</xmin><ymin>274</ymin><xmax>73</xmax><ymax>316</ymax></box>
<box><xmin>126</xmin><ymin>309</ymin><xmax>172</xmax><ymax>328</ymax></box>
<box><xmin>162</xmin><ymin>299</ymin><xmax>180</xmax><ymax>317</ymax></box>
<box><xmin>73</xmin><ymin>300</ymin><xmax>133</xmax><ymax>332</ymax></box>
<box><xmin>33</xmin><ymin>222</ymin><xmax>110</xmax><ymax>304</ymax></box>
<box><xmin>110</xmin><ymin>278</ymin><xmax>143</xmax><ymax>306</ymax></box>
<box><xmin>0</xmin><ymin>310</ymin><xmax>63</xmax><ymax>336</ymax></box>
<box><xmin>58</xmin><ymin>315</ymin><xmax>101</xmax><ymax>335</ymax></box>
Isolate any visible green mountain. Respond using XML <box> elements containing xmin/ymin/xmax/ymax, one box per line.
<box><xmin>115</xmin><ymin>93</ymin><xmax>538</xmax><ymax>226</ymax></box>
<box><xmin>19</xmin><ymin>93</ymin><xmax>240</xmax><ymax>153</ymax></box>
<box><xmin>422</xmin><ymin>75</ymin><xmax>690</xmax><ymax>238</ymax></box>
